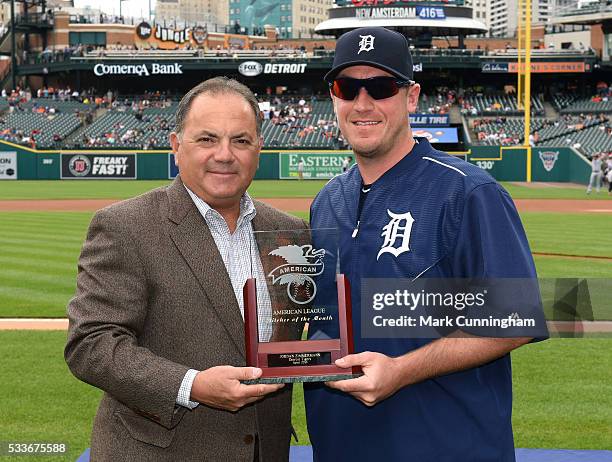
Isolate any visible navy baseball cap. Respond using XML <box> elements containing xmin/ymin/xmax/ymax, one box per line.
<box><xmin>324</xmin><ymin>27</ymin><xmax>413</xmax><ymax>83</ymax></box>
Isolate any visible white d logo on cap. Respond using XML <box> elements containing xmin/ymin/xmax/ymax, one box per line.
<box><xmin>358</xmin><ymin>35</ymin><xmax>375</xmax><ymax>54</ymax></box>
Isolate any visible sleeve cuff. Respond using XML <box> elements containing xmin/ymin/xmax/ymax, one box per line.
<box><xmin>177</xmin><ymin>368</ymin><xmax>200</xmax><ymax>409</ymax></box>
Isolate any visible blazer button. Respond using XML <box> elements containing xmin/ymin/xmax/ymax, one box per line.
<box><xmin>243</xmin><ymin>434</ymin><xmax>254</xmax><ymax>445</ymax></box>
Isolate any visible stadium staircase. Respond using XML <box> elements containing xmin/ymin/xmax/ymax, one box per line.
<box><xmin>449</xmin><ymin>105</ymin><xmax>462</xmax><ymax>124</ymax></box>
<box><xmin>0</xmin><ymin>65</ymin><xmax>11</xmax><ymax>91</ymax></box>
<box><xmin>465</xmin><ymin>121</ymin><xmax>478</xmax><ymax>144</ymax></box>
<box><xmin>63</xmin><ymin>106</ymin><xmax>108</xmax><ymax>147</ymax></box>
<box><xmin>0</xmin><ymin>26</ymin><xmax>12</xmax><ymax>56</ymax></box>
<box><xmin>543</xmin><ymin>102</ymin><xmax>558</xmax><ymax>119</ymax></box>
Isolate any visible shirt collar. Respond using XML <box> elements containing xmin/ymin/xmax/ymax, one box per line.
<box><xmin>184</xmin><ymin>185</ymin><xmax>257</xmax><ymax>228</ymax></box>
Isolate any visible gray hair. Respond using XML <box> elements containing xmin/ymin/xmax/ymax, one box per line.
<box><xmin>175</xmin><ymin>76</ymin><xmax>262</xmax><ymax>137</ymax></box>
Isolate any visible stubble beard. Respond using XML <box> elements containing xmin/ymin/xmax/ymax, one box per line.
<box><xmin>347</xmin><ymin>121</ymin><xmax>407</xmax><ymax>162</ymax></box>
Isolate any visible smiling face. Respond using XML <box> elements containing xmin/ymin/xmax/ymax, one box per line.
<box><xmin>332</xmin><ymin>65</ymin><xmax>420</xmax><ymax>164</ymax></box>
<box><xmin>170</xmin><ymin>91</ymin><xmax>261</xmax><ymax>214</ymax></box>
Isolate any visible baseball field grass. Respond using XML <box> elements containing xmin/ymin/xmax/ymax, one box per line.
<box><xmin>1</xmin><ymin>209</ymin><xmax>611</xmax><ymax>318</ymax></box>
<box><xmin>0</xmin><ymin>179</ymin><xmax>609</xmax><ymax>200</ymax></box>
<box><xmin>1</xmin><ymin>331</ymin><xmax>610</xmax><ymax>458</ymax></box>
<box><xmin>0</xmin><ymin>179</ymin><xmax>323</xmax><ymax>200</ymax></box>
<box><xmin>1</xmin><ymin>179</ymin><xmax>611</xmax><ymax>458</ymax></box>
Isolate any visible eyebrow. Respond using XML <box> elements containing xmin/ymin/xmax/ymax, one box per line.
<box><xmin>191</xmin><ymin>130</ymin><xmax>254</xmax><ymax>140</ymax></box>
<box><xmin>230</xmin><ymin>131</ymin><xmax>255</xmax><ymax>140</ymax></box>
<box><xmin>191</xmin><ymin>130</ymin><xmax>218</xmax><ymax>139</ymax></box>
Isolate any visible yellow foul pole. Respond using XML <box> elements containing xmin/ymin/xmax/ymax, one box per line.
<box><xmin>523</xmin><ymin>0</ymin><xmax>532</xmax><ymax>182</ymax></box>
<box><xmin>517</xmin><ymin>0</ymin><xmax>524</xmax><ymax>107</ymax></box>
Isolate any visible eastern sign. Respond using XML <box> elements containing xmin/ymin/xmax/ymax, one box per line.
<box><xmin>93</xmin><ymin>63</ymin><xmax>183</xmax><ymax>77</ymax></box>
<box><xmin>0</xmin><ymin>151</ymin><xmax>17</xmax><ymax>180</ymax></box>
<box><xmin>279</xmin><ymin>153</ymin><xmax>349</xmax><ymax>180</ymax></box>
<box><xmin>61</xmin><ymin>154</ymin><xmax>137</xmax><ymax>179</ymax></box>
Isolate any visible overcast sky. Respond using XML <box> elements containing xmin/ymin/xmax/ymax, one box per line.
<box><xmin>73</xmin><ymin>0</ymin><xmax>157</xmax><ymax>19</ymax></box>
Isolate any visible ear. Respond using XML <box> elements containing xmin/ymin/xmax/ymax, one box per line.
<box><xmin>329</xmin><ymin>89</ymin><xmax>338</xmax><ymax>112</ymax></box>
<box><xmin>406</xmin><ymin>83</ymin><xmax>421</xmax><ymax>114</ymax></box>
<box><xmin>170</xmin><ymin>132</ymin><xmax>180</xmax><ymax>165</ymax></box>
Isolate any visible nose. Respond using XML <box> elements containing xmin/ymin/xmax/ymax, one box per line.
<box><xmin>353</xmin><ymin>87</ymin><xmax>374</xmax><ymax>111</ymax></box>
<box><xmin>213</xmin><ymin>138</ymin><xmax>234</xmax><ymax>162</ymax></box>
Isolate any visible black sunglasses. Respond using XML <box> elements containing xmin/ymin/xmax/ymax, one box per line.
<box><xmin>329</xmin><ymin>76</ymin><xmax>414</xmax><ymax>101</ymax></box>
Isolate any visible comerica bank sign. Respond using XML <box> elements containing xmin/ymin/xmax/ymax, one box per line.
<box><xmin>93</xmin><ymin>63</ymin><xmax>184</xmax><ymax>77</ymax></box>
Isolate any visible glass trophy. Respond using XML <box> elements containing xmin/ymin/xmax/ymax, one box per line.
<box><xmin>243</xmin><ymin>228</ymin><xmax>362</xmax><ymax>384</ymax></box>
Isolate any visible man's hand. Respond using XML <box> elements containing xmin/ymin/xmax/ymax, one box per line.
<box><xmin>190</xmin><ymin>366</ymin><xmax>284</xmax><ymax>412</ymax></box>
<box><xmin>326</xmin><ymin>337</ymin><xmax>532</xmax><ymax>407</ymax></box>
<box><xmin>326</xmin><ymin>352</ymin><xmax>404</xmax><ymax>407</ymax></box>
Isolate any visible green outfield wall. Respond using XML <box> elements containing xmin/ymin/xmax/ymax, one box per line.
<box><xmin>467</xmin><ymin>146</ymin><xmax>591</xmax><ymax>184</ymax></box>
<box><xmin>0</xmin><ymin>141</ymin><xmax>592</xmax><ymax>184</ymax></box>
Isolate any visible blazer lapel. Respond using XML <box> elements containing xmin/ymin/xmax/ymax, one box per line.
<box><xmin>166</xmin><ymin>178</ymin><xmax>246</xmax><ymax>359</ymax></box>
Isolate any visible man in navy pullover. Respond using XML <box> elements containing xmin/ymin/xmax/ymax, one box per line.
<box><xmin>304</xmin><ymin>27</ymin><xmax>547</xmax><ymax>462</ymax></box>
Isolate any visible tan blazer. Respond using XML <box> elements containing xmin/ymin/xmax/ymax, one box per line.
<box><xmin>65</xmin><ymin>177</ymin><xmax>307</xmax><ymax>462</ymax></box>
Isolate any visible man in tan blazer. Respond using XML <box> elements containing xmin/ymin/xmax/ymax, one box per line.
<box><xmin>65</xmin><ymin>77</ymin><xmax>306</xmax><ymax>461</ymax></box>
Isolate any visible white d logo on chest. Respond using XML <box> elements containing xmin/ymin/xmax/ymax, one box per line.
<box><xmin>377</xmin><ymin>210</ymin><xmax>415</xmax><ymax>260</ymax></box>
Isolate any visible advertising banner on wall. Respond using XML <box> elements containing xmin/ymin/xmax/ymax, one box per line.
<box><xmin>412</xmin><ymin>127</ymin><xmax>458</xmax><ymax>143</ymax></box>
<box><xmin>509</xmin><ymin>62</ymin><xmax>588</xmax><ymax>73</ymax></box>
<box><xmin>410</xmin><ymin>114</ymin><xmax>450</xmax><ymax>126</ymax></box>
<box><xmin>134</xmin><ymin>21</ymin><xmax>208</xmax><ymax>50</ymax></box>
<box><xmin>61</xmin><ymin>154</ymin><xmax>137</xmax><ymax>179</ymax></box>
<box><xmin>0</xmin><ymin>151</ymin><xmax>17</xmax><ymax>179</ymax></box>
<box><xmin>279</xmin><ymin>152</ymin><xmax>351</xmax><ymax>180</ymax></box>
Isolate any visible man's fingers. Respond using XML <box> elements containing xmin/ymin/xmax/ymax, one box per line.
<box><xmin>335</xmin><ymin>351</ymin><xmax>372</xmax><ymax>368</ymax></box>
<box><xmin>240</xmin><ymin>382</ymin><xmax>284</xmax><ymax>398</ymax></box>
<box><xmin>232</xmin><ymin>366</ymin><xmax>263</xmax><ymax>381</ymax></box>
<box><xmin>326</xmin><ymin>375</ymin><xmax>370</xmax><ymax>393</ymax></box>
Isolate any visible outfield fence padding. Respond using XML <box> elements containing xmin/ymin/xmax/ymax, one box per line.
<box><xmin>0</xmin><ymin>141</ymin><xmax>592</xmax><ymax>184</ymax></box>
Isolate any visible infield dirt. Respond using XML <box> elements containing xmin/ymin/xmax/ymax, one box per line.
<box><xmin>0</xmin><ymin>198</ymin><xmax>611</xmax><ymax>213</ymax></box>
